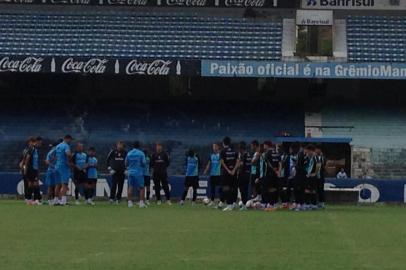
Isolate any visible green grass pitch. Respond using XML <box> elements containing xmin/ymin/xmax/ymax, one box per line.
<box><xmin>0</xmin><ymin>200</ymin><xmax>405</xmax><ymax>270</ymax></box>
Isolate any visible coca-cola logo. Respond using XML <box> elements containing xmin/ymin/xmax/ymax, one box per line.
<box><xmin>106</xmin><ymin>0</ymin><xmax>148</xmax><ymax>5</ymax></box>
<box><xmin>225</xmin><ymin>0</ymin><xmax>265</xmax><ymax>7</ymax></box>
<box><xmin>126</xmin><ymin>60</ymin><xmax>172</xmax><ymax>75</ymax></box>
<box><xmin>0</xmin><ymin>57</ymin><xmax>43</xmax><ymax>73</ymax></box>
<box><xmin>0</xmin><ymin>0</ymin><xmax>34</xmax><ymax>3</ymax></box>
<box><xmin>61</xmin><ymin>58</ymin><xmax>108</xmax><ymax>74</ymax></box>
<box><xmin>166</xmin><ymin>0</ymin><xmax>207</xmax><ymax>6</ymax></box>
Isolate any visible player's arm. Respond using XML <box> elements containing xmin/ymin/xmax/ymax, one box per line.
<box><xmin>106</xmin><ymin>150</ymin><xmax>114</xmax><ymax>170</ymax></box>
<box><xmin>311</xmin><ymin>160</ymin><xmax>322</xmax><ymax>177</ymax></box>
<box><xmin>230</xmin><ymin>153</ymin><xmax>240</xmax><ymax>175</ymax></box>
<box><xmin>22</xmin><ymin>153</ymin><xmax>30</xmax><ymax>174</ymax></box>
<box><xmin>203</xmin><ymin>160</ymin><xmax>211</xmax><ymax>175</ymax></box>
<box><xmin>165</xmin><ymin>153</ymin><xmax>170</xmax><ymax>168</ymax></box>
<box><xmin>65</xmin><ymin>148</ymin><xmax>72</xmax><ymax>167</ymax></box>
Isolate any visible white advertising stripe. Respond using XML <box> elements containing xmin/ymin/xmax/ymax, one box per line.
<box><xmin>296</xmin><ymin>9</ymin><xmax>333</xmax><ymax>25</ymax></box>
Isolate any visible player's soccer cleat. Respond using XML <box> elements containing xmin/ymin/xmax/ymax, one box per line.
<box><xmin>179</xmin><ymin>200</ymin><xmax>184</xmax><ymax>206</ymax></box>
<box><xmin>318</xmin><ymin>202</ymin><xmax>325</xmax><ymax>209</ymax></box>
<box><xmin>86</xmin><ymin>199</ymin><xmax>95</xmax><ymax>206</ymax></box>
<box><xmin>157</xmin><ymin>200</ymin><xmax>162</xmax><ymax>205</ymax></box>
<box><xmin>207</xmin><ymin>201</ymin><xmax>214</xmax><ymax>207</ymax></box>
<box><xmin>75</xmin><ymin>200</ymin><xmax>81</xmax><ymax>205</ymax></box>
<box><xmin>128</xmin><ymin>200</ymin><xmax>134</xmax><ymax>208</ymax></box>
<box><xmin>145</xmin><ymin>200</ymin><xmax>150</xmax><ymax>205</ymax></box>
<box><xmin>239</xmin><ymin>205</ymin><xmax>248</xmax><ymax>211</ymax></box>
<box><xmin>139</xmin><ymin>201</ymin><xmax>147</xmax><ymax>208</ymax></box>
<box><xmin>218</xmin><ymin>201</ymin><xmax>224</xmax><ymax>208</ymax></box>
<box><xmin>167</xmin><ymin>200</ymin><xmax>172</xmax><ymax>206</ymax></box>
<box><xmin>33</xmin><ymin>200</ymin><xmax>42</xmax><ymax>205</ymax></box>
<box><xmin>109</xmin><ymin>199</ymin><xmax>114</xmax><ymax>204</ymax></box>
<box><xmin>222</xmin><ymin>205</ymin><xmax>233</xmax><ymax>211</ymax></box>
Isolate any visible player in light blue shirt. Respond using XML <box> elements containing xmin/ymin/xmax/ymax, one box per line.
<box><xmin>203</xmin><ymin>143</ymin><xmax>223</xmax><ymax>206</ymax></box>
<box><xmin>45</xmin><ymin>140</ymin><xmax>61</xmax><ymax>205</ymax></box>
<box><xmin>85</xmin><ymin>147</ymin><xmax>98</xmax><ymax>205</ymax></box>
<box><xmin>54</xmin><ymin>135</ymin><xmax>73</xmax><ymax>206</ymax></box>
<box><xmin>125</xmin><ymin>141</ymin><xmax>146</xmax><ymax>208</ymax></box>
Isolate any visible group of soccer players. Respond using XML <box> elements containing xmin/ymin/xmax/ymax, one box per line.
<box><xmin>19</xmin><ymin>134</ymin><xmax>326</xmax><ymax>211</ymax></box>
<box><xmin>179</xmin><ymin>136</ymin><xmax>326</xmax><ymax>211</ymax></box>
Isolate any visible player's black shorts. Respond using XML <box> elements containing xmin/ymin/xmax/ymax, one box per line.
<box><xmin>278</xmin><ymin>177</ymin><xmax>288</xmax><ymax>189</ymax></box>
<box><xmin>144</xmin><ymin>176</ymin><xmax>151</xmax><ymax>187</ymax></box>
<box><xmin>210</xmin><ymin>175</ymin><xmax>221</xmax><ymax>187</ymax></box>
<box><xmin>25</xmin><ymin>169</ymin><xmax>38</xmax><ymax>181</ymax></box>
<box><xmin>73</xmin><ymin>170</ymin><xmax>87</xmax><ymax>184</ymax></box>
<box><xmin>87</xmin><ymin>178</ymin><xmax>97</xmax><ymax>184</ymax></box>
<box><xmin>184</xmin><ymin>176</ymin><xmax>199</xmax><ymax>188</ymax></box>
<box><xmin>222</xmin><ymin>174</ymin><xmax>236</xmax><ymax>187</ymax></box>
<box><xmin>305</xmin><ymin>176</ymin><xmax>318</xmax><ymax>191</ymax></box>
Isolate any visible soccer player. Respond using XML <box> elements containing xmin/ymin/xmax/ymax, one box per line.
<box><xmin>249</xmin><ymin>140</ymin><xmax>261</xmax><ymax>201</ymax></box>
<box><xmin>203</xmin><ymin>143</ymin><xmax>223</xmax><ymax>207</ymax></box>
<box><xmin>85</xmin><ymin>147</ymin><xmax>98</xmax><ymax>205</ymax></box>
<box><xmin>278</xmin><ymin>146</ymin><xmax>290</xmax><ymax>208</ymax></box>
<box><xmin>237</xmin><ymin>141</ymin><xmax>251</xmax><ymax>211</ymax></box>
<box><xmin>315</xmin><ymin>145</ymin><xmax>326</xmax><ymax>208</ymax></box>
<box><xmin>19</xmin><ymin>137</ymin><xmax>35</xmax><ymax>203</ymax></box>
<box><xmin>107</xmin><ymin>141</ymin><xmax>127</xmax><ymax>204</ymax></box>
<box><xmin>220</xmin><ymin>136</ymin><xmax>239</xmax><ymax>211</ymax></box>
<box><xmin>143</xmin><ymin>149</ymin><xmax>152</xmax><ymax>205</ymax></box>
<box><xmin>22</xmin><ymin>137</ymin><xmax>41</xmax><ymax>205</ymax></box>
<box><xmin>260</xmin><ymin>141</ymin><xmax>280</xmax><ymax>211</ymax></box>
<box><xmin>292</xmin><ymin>143</ymin><xmax>306</xmax><ymax>211</ymax></box>
<box><xmin>44</xmin><ymin>140</ymin><xmax>60</xmax><ymax>205</ymax></box>
<box><xmin>151</xmin><ymin>143</ymin><xmax>171</xmax><ymax>205</ymax></box>
<box><xmin>180</xmin><ymin>149</ymin><xmax>200</xmax><ymax>206</ymax></box>
<box><xmin>303</xmin><ymin>145</ymin><xmax>320</xmax><ymax>210</ymax></box>
<box><xmin>71</xmin><ymin>143</ymin><xmax>87</xmax><ymax>205</ymax></box>
<box><xmin>55</xmin><ymin>135</ymin><xmax>73</xmax><ymax>206</ymax></box>
<box><xmin>125</xmin><ymin>141</ymin><xmax>146</xmax><ymax>208</ymax></box>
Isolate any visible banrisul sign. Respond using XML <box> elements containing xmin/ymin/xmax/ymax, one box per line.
<box><xmin>0</xmin><ymin>0</ymin><xmax>294</xmax><ymax>7</ymax></box>
<box><xmin>0</xmin><ymin>56</ymin><xmax>200</xmax><ymax>76</ymax></box>
<box><xmin>201</xmin><ymin>60</ymin><xmax>406</xmax><ymax>80</ymax></box>
<box><xmin>302</xmin><ymin>0</ymin><xmax>405</xmax><ymax>10</ymax></box>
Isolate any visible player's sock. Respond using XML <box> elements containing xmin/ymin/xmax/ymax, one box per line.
<box><xmin>33</xmin><ymin>186</ymin><xmax>41</xmax><ymax>201</ymax></box>
<box><xmin>74</xmin><ymin>187</ymin><xmax>80</xmax><ymax>200</ymax></box>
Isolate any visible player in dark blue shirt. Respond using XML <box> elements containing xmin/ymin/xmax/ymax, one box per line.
<box><xmin>303</xmin><ymin>144</ymin><xmax>320</xmax><ymax>210</ymax></box>
<box><xmin>237</xmin><ymin>141</ymin><xmax>251</xmax><ymax>211</ymax></box>
<box><xmin>180</xmin><ymin>149</ymin><xmax>200</xmax><ymax>206</ymax></box>
<box><xmin>315</xmin><ymin>145</ymin><xmax>326</xmax><ymax>209</ymax></box>
<box><xmin>22</xmin><ymin>137</ymin><xmax>42</xmax><ymax>205</ymax></box>
<box><xmin>220</xmin><ymin>137</ymin><xmax>239</xmax><ymax>211</ymax></box>
<box><xmin>71</xmin><ymin>143</ymin><xmax>87</xmax><ymax>205</ymax></box>
<box><xmin>143</xmin><ymin>149</ymin><xmax>152</xmax><ymax>205</ymax></box>
<box><xmin>85</xmin><ymin>147</ymin><xmax>98</xmax><ymax>205</ymax></box>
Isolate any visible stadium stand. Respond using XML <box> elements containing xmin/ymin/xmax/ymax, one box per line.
<box><xmin>347</xmin><ymin>16</ymin><xmax>406</xmax><ymax>63</ymax></box>
<box><xmin>320</xmin><ymin>105</ymin><xmax>406</xmax><ymax>179</ymax></box>
<box><xmin>0</xmin><ymin>10</ymin><xmax>282</xmax><ymax>60</ymax></box>
<box><xmin>0</xmin><ymin>101</ymin><xmax>304</xmax><ymax>174</ymax></box>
